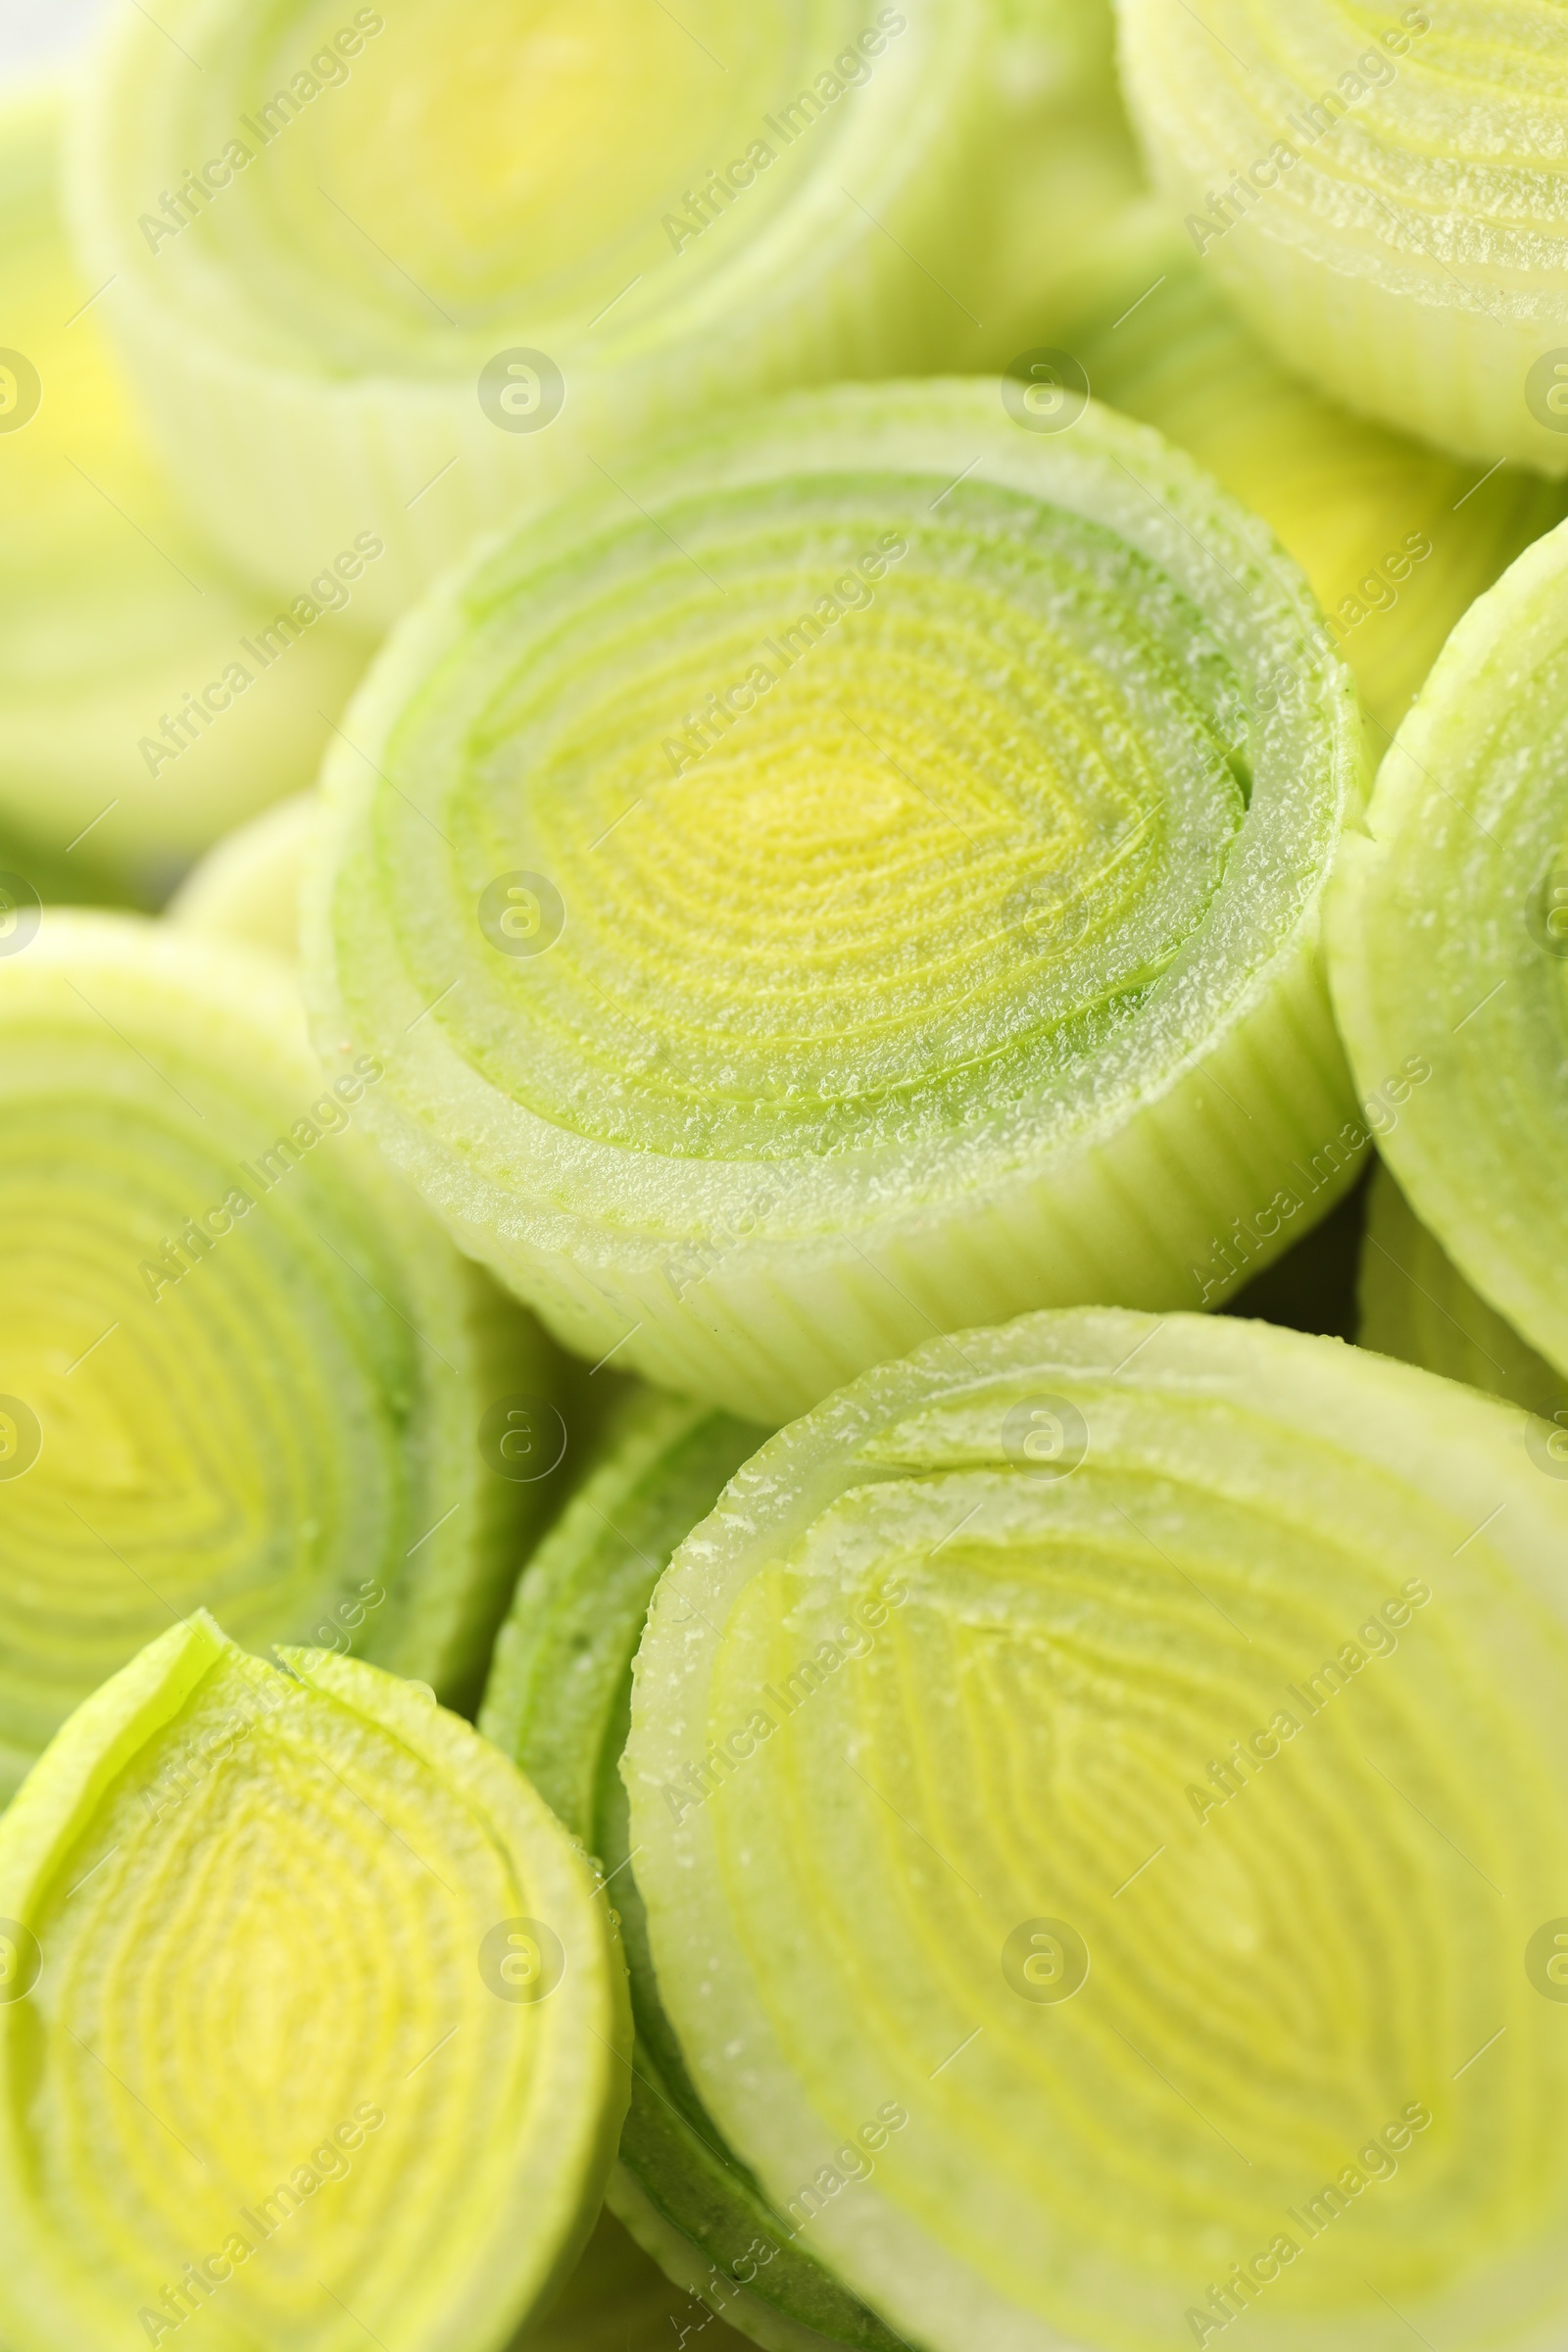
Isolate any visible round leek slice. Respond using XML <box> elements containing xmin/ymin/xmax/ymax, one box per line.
<box><xmin>624</xmin><ymin>1306</ymin><xmax>1568</xmax><ymax>2352</ymax></box>
<box><xmin>1328</xmin><ymin>514</ymin><xmax>1568</xmax><ymax>1393</ymax></box>
<box><xmin>70</xmin><ymin>0</ymin><xmax>1039</xmax><ymax>627</ymax></box>
<box><xmin>306</xmin><ymin>380</ymin><xmax>1369</xmax><ymax>1424</ymax></box>
<box><xmin>1357</xmin><ymin>1162</ymin><xmax>1561</xmax><ymax>1421</ymax></box>
<box><xmin>0</xmin><ymin>1612</ymin><xmax>630</xmax><ymax>2352</ymax></box>
<box><xmin>1115</xmin><ymin>0</ymin><xmax>1568</xmax><ymax>474</ymax></box>
<box><xmin>0</xmin><ymin>908</ymin><xmax>558</xmax><ymax>1797</ymax></box>
<box><xmin>1076</xmin><ymin>251</ymin><xmax>1568</xmax><ymax>738</ymax></box>
<box><xmin>0</xmin><ymin>84</ymin><xmax>371</xmax><ymax>903</ymax></box>
<box><xmin>170</xmin><ymin>792</ymin><xmax>318</xmax><ymax>962</ymax></box>
<box><xmin>483</xmin><ymin>1389</ymin><xmax>906</xmax><ymax>2351</ymax></box>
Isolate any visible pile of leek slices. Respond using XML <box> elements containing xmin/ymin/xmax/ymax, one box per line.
<box><xmin>3</xmin><ymin>2</ymin><xmax>1568</xmax><ymax>2348</ymax></box>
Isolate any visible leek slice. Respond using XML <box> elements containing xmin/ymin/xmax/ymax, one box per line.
<box><xmin>1115</xmin><ymin>0</ymin><xmax>1568</xmax><ymax>474</ymax></box>
<box><xmin>0</xmin><ymin>909</ymin><xmax>558</xmax><ymax>1797</ymax></box>
<box><xmin>170</xmin><ymin>793</ymin><xmax>318</xmax><ymax>962</ymax></box>
<box><xmin>624</xmin><ymin>1306</ymin><xmax>1568</xmax><ymax>2352</ymax></box>
<box><xmin>1328</xmin><ymin>515</ymin><xmax>1568</xmax><ymax>1393</ymax></box>
<box><xmin>0</xmin><ymin>85</ymin><xmax>371</xmax><ymax>903</ymax></box>
<box><xmin>1077</xmin><ymin>252</ymin><xmax>1568</xmax><ymax>737</ymax></box>
<box><xmin>483</xmin><ymin>1390</ymin><xmax>905</xmax><ymax>2350</ymax></box>
<box><xmin>69</xmin><ymin>0</ymin><xmax>1050</xmax><ymax>626</ymax></box>
<box><xmin>307</xmin><ymin>380</ymin><xmax>1367</xmax><ymax>1423</ymax></box>
<box><xmin>1357</xmin><ymin>1163</ymin><xmax>1561</xmax><ymax>1421</ymax></box>
<box><xmin>0</xmin><ymin>1612</ymin><xmax>629</xmax><ymax>2352</ymax></box>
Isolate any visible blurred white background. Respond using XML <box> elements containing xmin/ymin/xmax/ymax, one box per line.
<box><xmin>1</xmin><ymin>0</ymin><xmax>109</xmax><ymax>78</ymax></box>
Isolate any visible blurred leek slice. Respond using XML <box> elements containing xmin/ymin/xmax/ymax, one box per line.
<box><xmin>0</xmin><ymin>909</ymin><xmax>558</xmax><ymax>1797</ymax></box>
<box><xmin>306</xmin><ymin>379</ymin><xmax>1367</xmax><ymax>1424</ymax></box>
<box><xmin>170</xmin><ymin>791</ymin><xmax>318</xmax><ymax>960</ymax></box>
<box><xmin>0</xmin><ymin>85</ymin><xmax>372</xmax><ymax>904</ymax></box>
<box><xmin>484</xmin><ymin>1390</ymin><xmax>906</xmax><ymax>2351</ymax></box>
<box><xmin>1328</xmin><ymin>514</ymin><xmax>1568</xmax><ymax>1396</ymax></box>
<box><xmin>0</xmin><ymin>1613</ymin><xmax>630</xmax><ymax>2352</ymax></box>
<box><xmin>1357</xmin><ymin>1162</ymin><xmax>1561</xmax><ymax>1422</ymax></box>
<box><xmin>69</xmin><ymin>0</ymin><xmax>1170</xmax><ymax>627</ymax></box>
<box><xmin>1115</xmin><ymin>0</ymin><xmax>1568</xmax><ymax>474</ymax></box>
<box><xmin>1076</xmin><ymin>251</ymin><xmax>1568</xmax><ymax>737</ymax></box>
<box><xmin>624</xmin><ymin>1306</ymin><xmax>1568</xmax><ymax>2352</ymax></box>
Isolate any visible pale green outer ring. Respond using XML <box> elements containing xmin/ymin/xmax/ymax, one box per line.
<box><xmin>1328</xmin><ymin>515</ymin><xmax>1568</xmax><ymax>1386</ymax></box>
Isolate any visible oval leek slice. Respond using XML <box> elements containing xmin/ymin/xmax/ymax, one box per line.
<box><xmin>1328</xmin><ymin>514</ymin><xmax>1568</xmax><ymax>1391</ymax></box>
<box><xmin>483</xmin><ymin>1389</ymin><xmax>906</xmax><ymax>2351</ymax></box>
<box><xmin>0</xmin><ymin>909</ymin><xmax>558</xmax><ymax>1797</ymax></box>
<box><xmin>170</xmin><ymin>792</ymin><xmax>318</xmax><ymax>962</ymax></box>
<box><xmin>306</xmin><ymin>379</ymin><xmax>1368</xmax><ymax>1424</ymax></box>
<box><xmin>0</xmin><ymin>84</ymin><xmax>371</xmax><ymax>902</ymax></box>
<box><xmin>624</xmin><ymin>1305</ymin><xmax>1568</xmax><ymax>2352</ymax></box>
<box><xmin>68</xmin><ymin>0</ymin><xmax>1038</xmax><ymax>627</ymax></box>
<box><xmin>1115</xmin><ymin>0</ymin><xmax>1568</xmax><ymax>474</ymax></box>
<box><xmin>0</xmin><ymin>1611</ymin><xmax>630</xmax><ymax>2352</ymax></box>
<box><xmin>1076</xmin><ymin>249</ymin><xmax>1568</xmax><ymax>739</ymax></box>
<box><xmin>1357</xmin><ymin>1163</ymin><xmax>1562</xmax><ymax>1421</ymax></box>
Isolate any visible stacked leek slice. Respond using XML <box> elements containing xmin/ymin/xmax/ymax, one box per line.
<box><xmin>622</xmin><ymin>1307</ymin><xmax>1568</xmax><ymax>2352</ymax></box>
<box><xmin>1330</xmin><ymin>514</ymin><xmax>1568</xmax><ymax>1428</ymax></box>
<box><xmin>0</xmin><ymin>1614</ymin><xmax>629</xmax><ymax>2352</ymax></box>
<box><xmin>1076</xmin><ymin>252</ymin><xmax>1568</xmax><ymax>737</ymax></box>
<box><xmin>307</xmin><ymin>380</ymin><xmax>1368</xmax><ymax>1423</ymax></box>
<box><xmin>0</xmin><ymin>86</ymin><xmax>371</xmax><ymax>903</ymax></box>
<box><xmin>68</xmin><ymin>0</ymin><xmax>1056</xmax><ymax>623</ymax></box>
<box><xmin>1115</xmin><ymin>0</ymin><xmax>1568</xmax><ymax>473</ymax></box>
<box><xmin>483</xmin><ymin>1391</ymin><xmax>906</xmax><ymax>2349</ymax></box>
<box><xmin>0</xmin><ymin>910</ymin><xmax>557</xmax><ymax>1796</ymax></box>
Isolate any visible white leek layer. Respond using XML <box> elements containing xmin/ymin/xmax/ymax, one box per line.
<box><xmin>1328</xmin><ymin>514</ymin><xmax>1568</xmax><ymax>1388</ymax></box>
<box><xmin>0</xmin><ymin>910</ymin><xmax>557</xmax><ymax>1794</ymax></box>
<box><xmin>1116</xmin><ymin>0</ymin><xmax>1568</xmax><ymax>473</ymax></box>
<box><xmin>307</xmin><ymin>380</ymin><xmax>1367</xmax><ymax>1423</ymax></box>
<box><xmin>0</xmin><ymin>85</ymin><xmax>370</xmax><ymax>899</ymax></box>
<box><xmin>0</xmin><ymin>1616</ymin><xmax>630</xmax><ymax>2352</ymax></box>
<box><xmin>625</xmin><ymin>1307</ymin><xmax>1568</xmax><ymax>2352</ymax></box>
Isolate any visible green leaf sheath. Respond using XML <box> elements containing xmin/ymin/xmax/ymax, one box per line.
<box><xmin>1074</xmin><ymin>249</ymin><xmax>1568</xmax><ymax>738</ymax></box>
<box><xmin>307</xmin><ymin>381</ymin><xmax>1369</xmax><ymax>1424</ymax></box>
<box><xmin>0</xmin><ymin>1617</ymin><xmax>630</xmax><ymax>2352</ymax></box>
<box><xmin>1115</xmin><ymin>0</ymin><xmax>1568</xmax><ymax>472</ymax></box>
<box><xmin>625</xmin><ymin>1307</ymin><xmax>1568</xmax><ymax>2352</ymax></box>
<box><xmin>67</xmin><ymin>0</ymin><xmax>1095</xmax><ymax>624</ymax></box>
<box><xmin>0</xmin><ymin>911</ymin><xmax>561</xmax><ymax>1794</ymax></box>
<box><xmin>1329</xmin><ymin>514</ymin><xmax>1568</xmax><ymax>1393</ymax></box>
<box><xmin>0</xmin><ymin>87</ymin><xmax>371</xmax><ymax>900</ymax></box>
<box><xmin>483</xmin><ymin>1391</ymin><xmax>906</xmax><ymax>2350</ymax></box>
